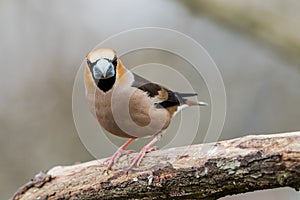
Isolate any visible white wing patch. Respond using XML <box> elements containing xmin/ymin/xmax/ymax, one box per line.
<box><xmin>172</xmin><ymin>104</ymin><xmax>189</xmax><ymax>117</ymax></box>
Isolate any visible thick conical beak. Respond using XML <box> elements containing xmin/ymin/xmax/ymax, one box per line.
<box><xmin>93</xmin><ymin>59</ymin><xmax>115</xmax><ymax>79</ymax></box>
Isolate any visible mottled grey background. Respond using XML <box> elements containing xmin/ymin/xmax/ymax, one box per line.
<box><xmin>1</xmin><ymin>0</ymin><xmax>299</xmax><ymax>199</ymax></box>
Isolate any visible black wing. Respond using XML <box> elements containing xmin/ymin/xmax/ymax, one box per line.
<box><xmin>131</xmin><ymin>73</ymin><xmax>197</xmax><ymax>108</ymax></box>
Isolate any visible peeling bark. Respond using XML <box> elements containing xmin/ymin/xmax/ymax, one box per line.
<box><xmin>13</xmin><ymin>132</ymin><xmax>300</xmax><ymax>200</ymax></box>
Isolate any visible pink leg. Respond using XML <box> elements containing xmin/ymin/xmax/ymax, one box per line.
<box><xmin>129</xmin><ymin>135</ymin><xmax>160</xmax><ymax>169</ymax></box>
<box><xmin>106</xmin><ymin>138</ymin><xmax>135</xmax><ymax>170</ymax></box>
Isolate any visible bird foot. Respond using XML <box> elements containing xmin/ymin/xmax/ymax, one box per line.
<box><xmin>105</xmin><ymin>149</ymin><xmax>136</xmax><ymax>170</ymax></box>
<box><xmin>129</xmin><ymin>146</ymin><xmax>158</xmax><ymax>169</ymax></box>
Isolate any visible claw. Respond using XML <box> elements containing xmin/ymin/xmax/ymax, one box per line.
<box><xmin>128</xmin><ymin>135</ymin><xmax>160</xmax><ymax>169</ymax></box>
<box><xmin>105</xmin><ymin>138</ymin><xmax>135</xmax><ymax>170</ymax></box>
<box><xmin>106</xmin><ymin>149</ymin><xmax>136</xmax><ymax>170</ymax></box>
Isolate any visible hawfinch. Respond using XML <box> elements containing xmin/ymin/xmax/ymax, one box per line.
<box><xmin>84</xmin><ymin>48</ymin><xmax>207</xmax><ymax>170</ymax></box>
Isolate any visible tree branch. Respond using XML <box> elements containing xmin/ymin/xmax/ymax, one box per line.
<box><xmin>13</xmin><ymin>132</ymin><xmax>300</xmax><ymax>200</ymax></box>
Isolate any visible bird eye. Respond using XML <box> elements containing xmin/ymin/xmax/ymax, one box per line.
<box><xmin>112</xmin><ymin>57</ymin><xmax>117</xmax><ymax>67</ymax></box>
<box><xmin>87</xmin><ymin>59</ymin><xmax>92</xmax><ymax>67</ymax></box>
<box><xmin>87</xmin><ymin>59</ymin><xmax>96</xmax><ymax>69</ymax></box>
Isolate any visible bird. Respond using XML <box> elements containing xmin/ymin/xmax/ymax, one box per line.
<box><xmin>84</xmin><ymin>48</ymin><xmax>207</xmax><ymax>170</ymax></box>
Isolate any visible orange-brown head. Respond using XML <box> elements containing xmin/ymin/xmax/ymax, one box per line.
<box><xmin>85</xmin><ymin>48</ymin><xmax>127</xmax><ymax>93</ymax></box>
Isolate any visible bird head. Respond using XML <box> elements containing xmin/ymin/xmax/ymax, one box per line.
<box><xmin>85</xmin><ymin>48</ymin><xmax>129</xmax><ymax>93</ymax></box>
<box><xmin>86</xmin><ymin>48</ymin><xmax>118</xmax><ymax>80</ymax></box>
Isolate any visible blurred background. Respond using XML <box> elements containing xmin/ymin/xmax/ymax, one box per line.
<box><xmin>1</xmin><ymin>0</ymin><xmax>300</xmax><ymax>199</ymax></box>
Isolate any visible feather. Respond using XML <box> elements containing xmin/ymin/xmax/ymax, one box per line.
<box><xmin>131</xmin><ymin>73</ymin><xmax>203</xmax><ymax>109</ymax></box>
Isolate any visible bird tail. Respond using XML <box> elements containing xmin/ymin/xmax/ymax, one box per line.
<box><xmin>185</xmin><ymin>100</ymin><xmax>208</xmax><ymax>106</ymax></box>
<box><xmin>175</xmin><ymin>92</ymin><xmax>208</xmax><ymax>106</ymax></box>
<box><xmin>176</xmin><ymin>92</ymin><xmax>198</xmax><ymax>97</ymax></box>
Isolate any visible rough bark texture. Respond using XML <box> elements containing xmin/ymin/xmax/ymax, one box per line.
<box><xmin>13</xmin><ymin>132</ymin><xmax>300</xmax><ymax>200</ymax></box>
